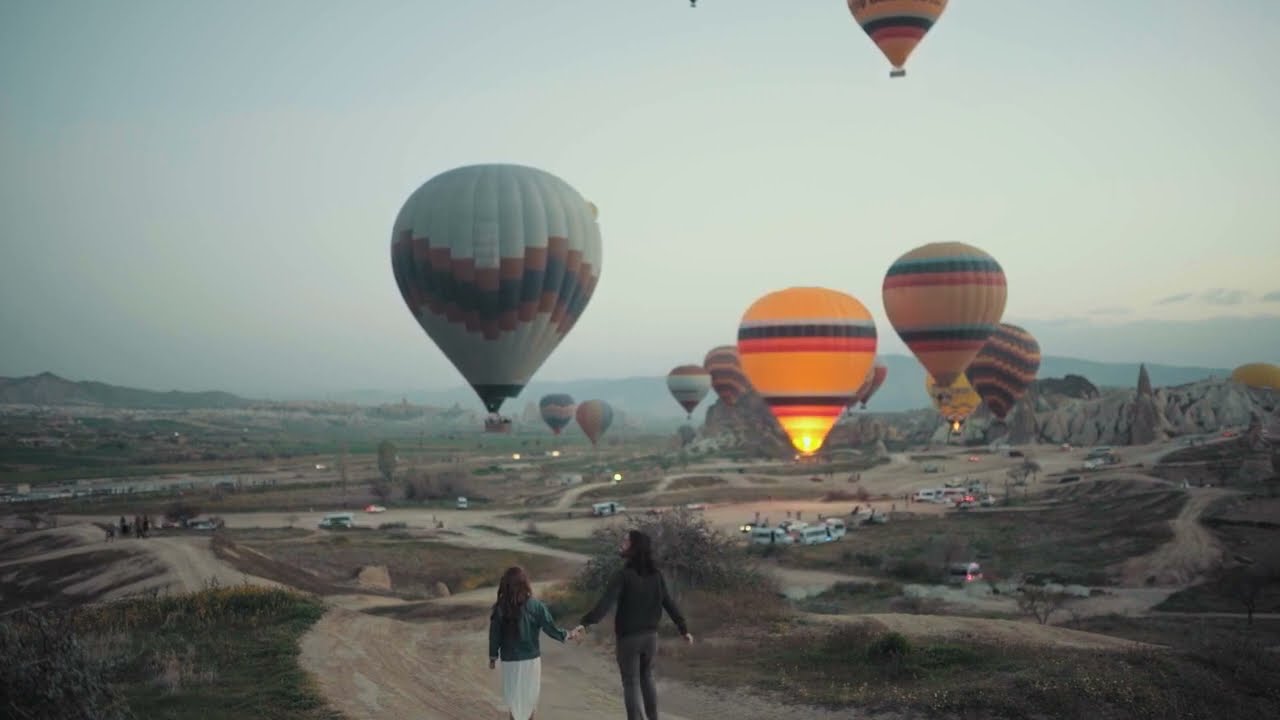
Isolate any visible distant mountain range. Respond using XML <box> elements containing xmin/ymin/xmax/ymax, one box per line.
<box><xmin>0</xmin><ymin>356</ymin><xmax>1229</xmax><ymax>419</ymax></box>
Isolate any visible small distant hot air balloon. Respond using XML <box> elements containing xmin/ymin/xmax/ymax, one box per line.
<box><xmin>1231</xmin><ymin>363</ymin><xmax>1280</xmax><ymax>391</ymax></box>
<box><xmin>667</xmin><ymin>365</ymin><xmax>713</xmax><ymax>419</ymax></box>
<box><xmin>576</xmin><ymin>399</ymin><xmax>614</xmax><ymax>447</ymax></box>
<box><xmin>390</xmin><ymin>164</ymin><xmax>602</xmax><ymax>428</ymax></box>
<box><xmin>925</xmin><ymin>373</ymin><xmax>981</xmax><ymax>434</ymax></box>
<box><xmin>883</xmin><ymin>242</ymin><xmax>1007</xmax><ymax>393</ymax></box>
<box><xmin>737</xmin><ymin>287</ymin><xmax>877</xmax><ymax>456</ymax></box>
<box><xmin>855</xmin><ymin>361</ymin><xmax>889</xmax><ymax>409</ymax></box>
<box><xmin>965</xmin><ymin>324</ymin><xmax>1041</xmax><ymax>421</ymax></box>
<box><xmin>703</xmin><ymin>345</ymin><xmax>751</xmax><ymax>406</ymax></box>
<box><xmin>847</xmin><ymin>0</ymin><xmax>949</xmax><ymax>78</ymax></box>
<box><xmin>539</xmin><ymin>394</ymin><xmax>576</xmax><ymax>435</ymax></box>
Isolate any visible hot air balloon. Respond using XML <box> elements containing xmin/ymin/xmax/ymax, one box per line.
<box><xmin>855</xmin><ymin>361</ymin><xmax>889</xmax><ymax>408</ymax></box>
<box><xmin>737</xmin><ymin>287</ymin><xmax>877</xmax><ymax>456</ymax></box>
<box><xmin>667</xmin><ymin>365</ymin><xmax>713</xmax><ymax>419</ymax></box>
<box><xmin>576</xmin><ymin>399</ymin><xmax>614</xmax><ymax>447</ymax></box>
<box><xmin>390</xmin><ymin>164</ymin><xmax>602</xmax><ymax>428</ymax></box>
<box><xmin>925</xmin><ymin>373</ymin><xmax>981</xmax><ymax>434</ymax></box>
<box><xmin>1231</xmin><ymin>363</ymin><xmax>1280</xmax><ymax>391</ymax></box>
<box><xmin>847</xmin><ymin>0</ymin><xmax>949</xmax><ymax>78</ymax></box>
<box><xmin>965</xmin><ymin>324</ymin><xmax>1041</xmax><ymax>421</ymax></box>
<box><xmin>882</xmin><ymin>242</ymin><xmax>1007</xmax><ymax>395</ymax></box>
<box><xmin>539</xmin><ymin>393</ymin><xmax>576</xmax><ymax>435</ymax></box>
<box><xmin>703</xmin><ymin>345</ymin><xmax>751</xmax><ymax>406</ymax></box>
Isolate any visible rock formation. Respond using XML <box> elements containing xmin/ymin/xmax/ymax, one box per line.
<box><xmin>703</xmin><ymin>375</ymin><xmax>1280</xmax><ymax>450</ymax></box>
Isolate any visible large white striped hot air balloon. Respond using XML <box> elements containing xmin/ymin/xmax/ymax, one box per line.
<box><xmin>390</xmin><ymin>164</ymin><xmax>602</xmax><ymax>427</ymax></box>
<box><xmin>666</xmin><ymin>365</ymin><xmax>713</xmax><ymax>419</ymax></box>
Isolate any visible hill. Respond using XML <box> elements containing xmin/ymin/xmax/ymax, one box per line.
<box><xmin>0</xmin><ymin>373</ymin><xmax>253</xmax><ymax>410</ymax></box>
<box><xmin>316</xmin><ymin>355</ymin><xmax>1226</xmax><ymax>419</ymax></box>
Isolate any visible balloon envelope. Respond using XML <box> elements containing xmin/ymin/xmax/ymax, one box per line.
<box><xmin>847</xmin><ymin>0</ymin><xmax>948</xmax><ymax>75</ymax></box>
<box><xmin>737</xmin><ymin>287</ymin><xmax>877</xmax><ymax>455</ymax></box>
<box><xmin>855</xmin><ymin>361</ymin><xmax>889</xmax><ymax>408</ymax></box>
<box><xmin>925</xmin><ymin>373</ymin><xmax>982</xmax><ymax>431</ymax></box>
<box><xmin>667</xmin><ymin>365</ymin><xmax>713</xmax><ymax>417</ymax></box>
<box><xmin>576</xmin><ymin>399</ymin><xmax>614</xmax><ymax>447</ymax></box>
<box><xmin>882</xmin><ymin>241</ymin><xmax>1007</xmax><ymax>388</ymax></box>
<box><xmin>703</xmin><ymin>345</ymin><xmax>750</xmax><ymax>406</ymax></box>
<box><xmin>1231</xmin><ymin>363</ymin><xmax>1280</xmax><ymax>391</ymax></box>
<box><xmin>390</xmin><ymin>164</ymin><xmax>602</xmax><ymax>414</ymax></box>
<box><xmin>539</xmin><ymin>393</ymin><xmax>576</xmax><ymax>435</ymax></box>
<box><xmin>965</xmin><ymin>323</ymin><xmax>1041</xmax><ymax>421</ymax></box>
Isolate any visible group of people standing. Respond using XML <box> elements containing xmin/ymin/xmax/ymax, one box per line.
<box><xmin>489</xmin><ymin>529</ymin><xmax>693</xmax><ymax>720</ymax></box>
<box><xmin>105</xmin><ymin>514</ymin><xmax>152</xmax><ymax>541</ymax></box>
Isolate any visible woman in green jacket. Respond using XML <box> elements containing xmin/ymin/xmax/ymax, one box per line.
<box><xmin>489</xmin><ymin>566</ymin><xmax>569</xmax><ymax>720</ymax></box>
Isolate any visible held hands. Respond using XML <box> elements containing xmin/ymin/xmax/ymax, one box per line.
<box><xmin>567</xmin><ymin>625</ymin><xmax>586</xmax><ymax>642</ymax></box>
<box><xmin>683</xmin><ymin>633</ymin><xmax>694</xmax><ymax>645</ymax></box>
<box><xmin>489</xmin><ymin>658</ymin><xmax>496</xmax><ymax>670</ymax></box>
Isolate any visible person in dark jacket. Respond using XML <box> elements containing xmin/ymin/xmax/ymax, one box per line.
<box><xmin>488</xmin><ymin>566</ymin><xmax>569</xmax><ymax>720</ymax></box>
<box><xmin>572</xmin><ymin>530</ymin><xmax>693</xmax><ymax>720</ymax></box>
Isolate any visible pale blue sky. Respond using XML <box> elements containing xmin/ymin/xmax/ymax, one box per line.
<box><xmin>2</xmin><ymin>0</ymin><xmax>1278</xmax><ymax>395</ymax></box>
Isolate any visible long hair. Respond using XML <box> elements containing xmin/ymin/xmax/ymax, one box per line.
<box><xmin>495</xmin><ymin>566</ymin><xmax>533</xmax><ymax>642</ymax></box>
<box><xmin>624</xmin><ymin>530</ymin><xmax>658</xmax><ymax>576</ymax></box>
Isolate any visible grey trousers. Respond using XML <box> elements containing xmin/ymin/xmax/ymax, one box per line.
<box><xmin>615</xmin><ymin>632</ymin><xmax>659</xmax><ymax>720</ymax></box>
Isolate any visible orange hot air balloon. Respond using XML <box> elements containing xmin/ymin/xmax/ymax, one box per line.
<box><xmin>925</xmin><ymin>373</ymin><xmax>981</xmax><ymax>433</ymax></box>
<box><xmin>737</xmin><ymin>287</ymin><xmax>877</xmax><ymax>455</ymax></box>
<box><xmin>703</xmin><ymin>345</ymin><xmax>750</xmax><ymax>406</ymax></box>
<box><xmin>575</xmin><ymin>399</ymin><xmax>614</xmax><ymax>447</ymax></box>
<box><xmin>847</xmin><ymin>0</ymin><xmax>949</xmax><ymax>78</ymax></box>
<box><xmin>882</xmin><ymin>242</ymin><xmax>1007</xmax><ymax>393</ymax></box>
<box><xmin>965</xmin><ymin>323</ymin><xmax>1041</xmax><ymax>421</ymax></box>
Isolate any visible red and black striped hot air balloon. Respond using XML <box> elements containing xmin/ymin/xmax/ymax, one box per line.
<box><xmin>847</xmin><ymin>0</ymin><xmax>949</xmax><ymax>78</ymax></box>
<box><xmin>703</xmin><ymin>345</ymin><xmax>751</xmax><ymax>406</ymax></box>
<box><xmin>855</xmin><ymin>361</ymin><xmax>888</xmax><ymax>409</ymax></box>
<box><xmin>882</xmin><ymin>242</ymin><xmax>1007</xmax><ymax>398</ymax></box>
<box><xmin>965</xmin><ymin>324</ymin><xmax>1041</xmax><ymax>421</ymax></box>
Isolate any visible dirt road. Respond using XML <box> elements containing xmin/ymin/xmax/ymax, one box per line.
<box><xmin>301</xmin><ymin>600</ymin><xmax>857</xmax><ymax>720</ymax></box>
<box><xmin>1115</xmin><ymin>488</ymin><xmax>1229</xmax><ymax>586</ymax></box>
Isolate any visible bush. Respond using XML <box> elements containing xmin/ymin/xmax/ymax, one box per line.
<box><xmin>887</xmin><ymin>558</ymin><xmax>936</xmax><ymax>583</ymax></box>
<box><xmin>378</xmin><ymin>522</ymin><xmax>407</xmax><ymax>530</ymax></box>
<box><xmin>0</xmin><ymin>609</ymin><xmax>130</xmax><ymax>720</ymax></box>
<box><xmin>577</xmin><ymin>507</ymin><xmax>774</xmax><ymax>599</ymax></box>
<box><xmin>867</xmin><ymin>631</ymin><xmax>911</xmax><ymax>664</ymax></box>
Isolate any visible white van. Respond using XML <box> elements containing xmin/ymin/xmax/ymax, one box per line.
<box><xmin>592</xmin><ymin>501</ymin><xmax>624</xmax><ymax>517</ymax></box>
<box><xmin>319</xmin><ymin>512</ymin><xmax>354</xmax><ymax>529</ymax></box>
<box><xmin>824</xmin><ymin>518</ymin><xmax>847</xmax><ymax>539</ymax></box>
<box><xmin>456</xmin><ymin>496</ymin><xmax>469</xmax><ymax>510</ymax></box>
<box><xmin>793</xmin><ymin>524</ymin><xmax>836</xmax><ymax>545</ymax></box>
<box><xmin>749</xmin><ymin>527</ymin><xmax>793</xmax><ymax>545</ymax></box>
<box><xmin>914</xmin><ymin>488</ymin><xmax>946</xmax><ymax>503</ymax></box>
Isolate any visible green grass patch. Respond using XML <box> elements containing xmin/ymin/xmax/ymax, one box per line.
<box><xmin>1</xmin><ymin>586</ymin><xmax>339</xmax><ymax>720</ymax></box>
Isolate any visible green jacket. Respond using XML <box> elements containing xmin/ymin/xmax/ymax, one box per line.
<box><xmin>489</xmin><ymin>598</ymin><xmax>568</xmax><ymax>662</ymax></box>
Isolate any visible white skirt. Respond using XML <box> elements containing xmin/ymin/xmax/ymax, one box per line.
<box><xmin>501</xmin><ymin>657</ymin><xmax>542</xmax><ymax>720</ymax></box>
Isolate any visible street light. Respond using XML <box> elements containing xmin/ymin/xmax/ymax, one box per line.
<box><xmin>613</xmin><ymin>473</ymin><xmax>623</xmax><ymax>482</ymax></box>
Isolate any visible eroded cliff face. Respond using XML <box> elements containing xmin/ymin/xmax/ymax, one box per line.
<box><xmin>702</xmin><ymin>375</ymin><xmax>1279</xmax><ymax>450</ymax></box>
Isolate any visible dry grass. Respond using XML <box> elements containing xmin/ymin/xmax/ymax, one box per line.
<box><xmin>665</xmin><ymin>475</ymin><xmax>727</xmax><ymax>492</ymax></box>
<box><xmin>227</xmin><ymin>530</ymin><xmax>576</xmax><ymax>597</ymax></box>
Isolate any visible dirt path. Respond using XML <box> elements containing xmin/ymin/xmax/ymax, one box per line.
<box><xmin>300</xmin><ymin>605</ymin><xmax>858</xmax><ymax>720</ymax></box>
<box><xmin>1115</xmin><ymin>488</ymin><xmax>1230</xmax><ymax>587</ymax></box>
<box><xmin>552</xmin><ymin>481</ymin><xmax>615</xmax><ymax>510</ymax></box>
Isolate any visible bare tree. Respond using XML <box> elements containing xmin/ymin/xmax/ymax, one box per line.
<box><xmin>337</xmin><ymin>445</ymin><xmax>350</xmax><ymax>506</ymax></box>
<box><xmin>370</xmin><ymin>481</ymin><xmax>392</xmax><ymax>503</ymax></box>
<box><xmin>1219</xmin><ymin>558</ymin><xmax>1280</xmax><ymax>625</ymax></box>
<box><xmin>1017</xmin><ymin>587</ymin><xmax>1069</xmax><ymax>625</ymax></box>
<box><xmin>377</xmin><ymin>440</ymin><xmax>397</xmax><ymax>484</ymax></box>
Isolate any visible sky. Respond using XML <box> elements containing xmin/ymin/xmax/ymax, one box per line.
<box><xmin>2</xmin><ymin>0</ymin><xmax>1279</xmax><ymax>396</ymax></box>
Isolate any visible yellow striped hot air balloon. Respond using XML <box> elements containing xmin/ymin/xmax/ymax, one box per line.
<box><xmin>703</xmin><ymin>345</ymin><xmax>751</xmax><ymax>406</ymax></box>
<box><xmin>882</xmin><ymin>242</ymin><xmax>1007</xmax><ymax>395</ymax></box>
<box><xmin>925</xmin><ymin>373</ymin><xmax>981</xmax><ymax>433</ymax></box>
<box><xmin>847</xmin><ymin>0</ymin><xmax>949</xmax><ymax>78</ymax></box>
<box><xmin>965</xmin><ymin>324</ymin><xmax>1041</xmax><ymax>421</ymax></box>
<box><xmin>737</xmin><ymin>287</ymin><xmax>877</xmax><ymax>455</ymax></box>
